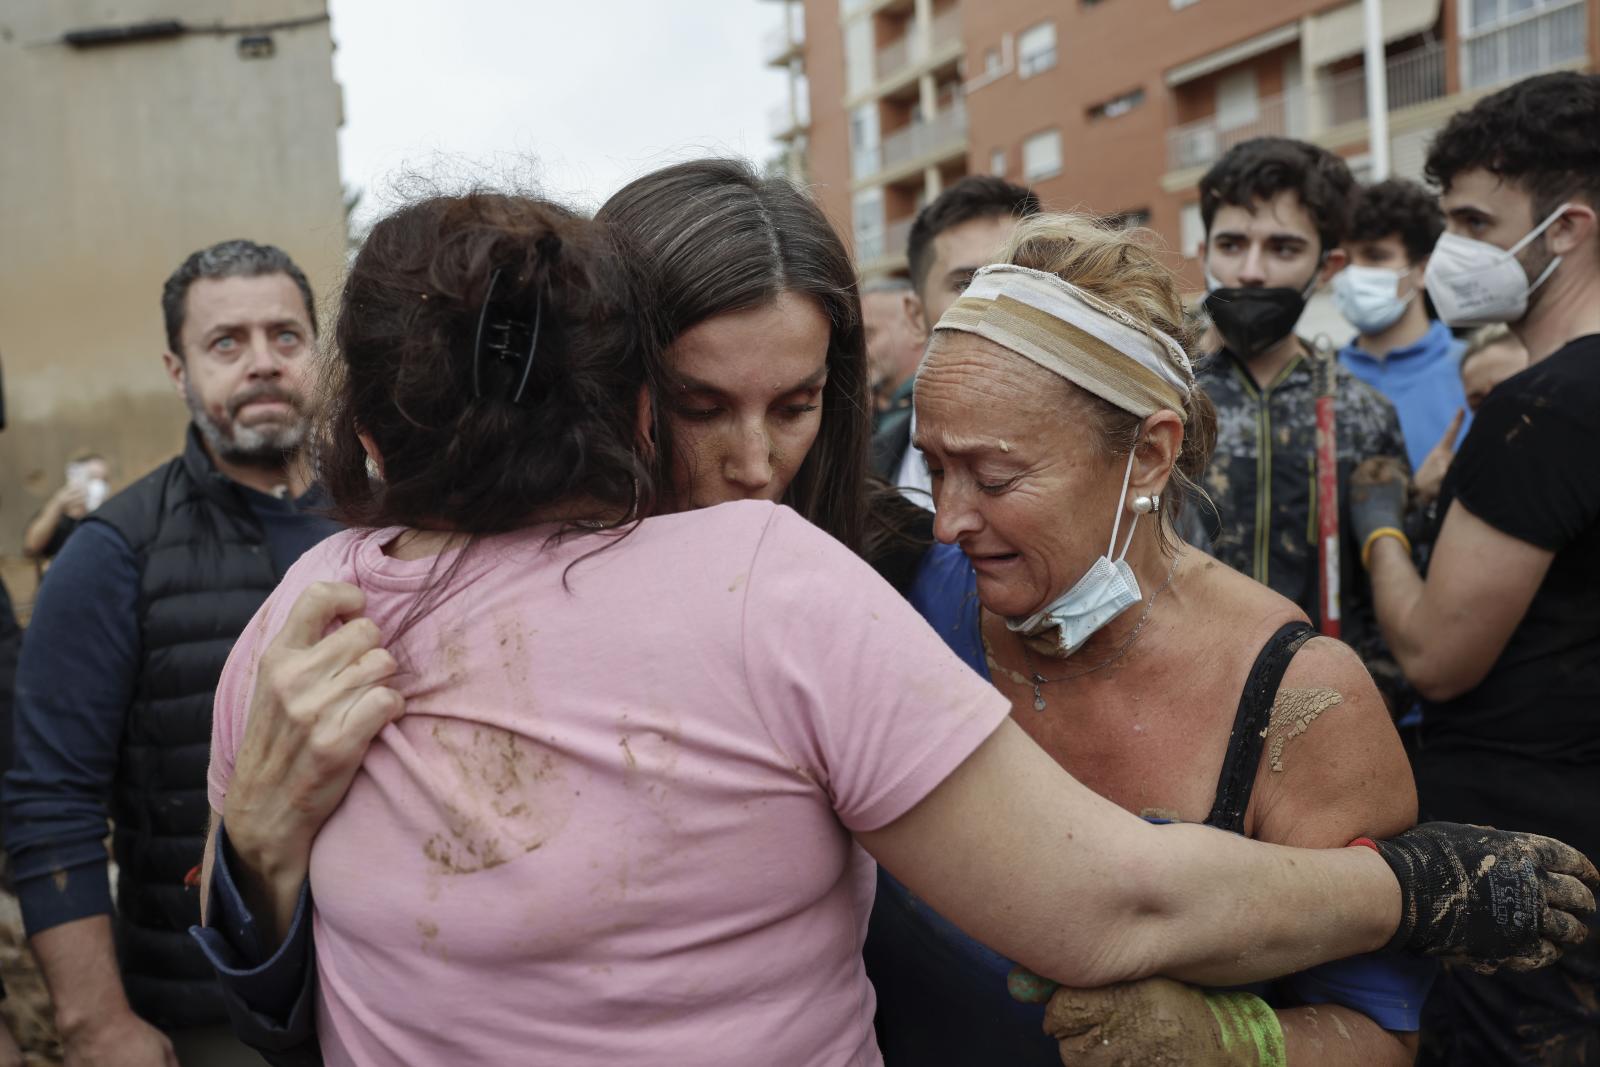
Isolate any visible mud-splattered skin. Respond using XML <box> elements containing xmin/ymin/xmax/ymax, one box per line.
<box><xmin>1267</xmin><ymin>689</ymin><xmax>1343</xmax><ymax>773</ymax></box>
<box><xmin>658</xmin><ymin>292</ymin><xmax>828</xmax><ymax>512</ymax></box>
<box><xmin>913</xmin><ymin>335</ymin><xmax>1413</xmax><ymax>848</ymax></box>
<box><xmin>980</xmin><ymin>552</ymin><xmax>1412</xmax><ymax>846</ymax></box>
<box><xmin>978</xmin><ymin>547</ymin><xmax>1420</xmax><ymax>1065</ymax></box>
<box><xmin>1041</xmin><ymin>978</ymin><xmax>1284</xmax><ymax>1067</ymax></box>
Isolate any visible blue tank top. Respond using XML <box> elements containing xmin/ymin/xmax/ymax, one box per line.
<box><xmin>863</xmin><ymin>543</ymin><xmax>1435</xmax><ymax>1064</ymax></box>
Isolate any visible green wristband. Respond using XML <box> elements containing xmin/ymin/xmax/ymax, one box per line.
<box><xmin>1203</xmin><ymin>991</ymin><xmax>1286</xmax><ymax>1067</ymax></box>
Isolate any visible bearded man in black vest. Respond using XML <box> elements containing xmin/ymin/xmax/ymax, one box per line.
<box><xmin>2</xmin><ymin>240</ymin><xmax>340</xmax><ymax>1066</ymax></box>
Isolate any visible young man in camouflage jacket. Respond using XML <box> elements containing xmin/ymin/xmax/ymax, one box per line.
<box><xmin>1192</xmin><ymin>137</ymin><xmax>1410</xmax><ymax>708</ymax></box>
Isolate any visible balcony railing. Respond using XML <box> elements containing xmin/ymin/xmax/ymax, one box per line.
<box><xmin>879</xmin><ymin>99</ymin><xmax>968</xmax><ymax>173</ymax></box>
<box><xmin>876</xmin><ymin>33</ymin><xmax>911</xmax><ymax>83</ymax></box>
<box><xmin>857</xmin><ymin>215</ymin><xmax>918</xmax><ymax>267</ymax></box>
<box><xmin>1327</xmin><ymin>43</ymin><xmax>1446</xmax><ymax>125</ymax></box>
<box><xmin>873</xmin><ymin>9</ymin><xmax>963</xmax><ymax>86</ymax></box>
<box><xmin>764</xmin><ymin>22</ymin><xmax>804</xmax><ymax>66</ymax></box>
<box><xmin>884</xmin><ymin>215</ymin><xmax>916</xmax><ymax>260</ymax></box>
<box><xmin>856</xmin><ymin>225</ymin><xmax>886</xmax><ymax>263</ymax></box>
<box><xmin>1165</xmin><ymin>44</ymin><xmax>1446</xmax><ymax>173</ymax></box>
<box><xmin>768</xmin><ymin>96</ymin><xmax>810</xmax><ymax>139</ymax></box>
<box><xmin>851</xmin><ymin>100</ymin><xmax>967</xmax><ymax>182</ymax></box>
<box><xmin>857</xmin><ymin>139</ymin><xmax>883</xmax><ymax>180</ymax></box>
<box><xmin>931</xmin><ymin>8</ymin><xmax>961</xmax><ymax>50</ymax></box>
<box><xmin>1462</xmin><ymin>0</ymin><xmax>1586</xmax><ymax>90</ymax></box>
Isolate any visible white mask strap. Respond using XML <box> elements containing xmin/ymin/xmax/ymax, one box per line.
<box><xmin>1508</xmin><ymin>202</ymin><xmax>1574</xmax><ymax>256</ymax></box>
<box><xmin>1527</xmin><ymin>256</ymin><xmax>1562</xmax><ymax>295</ymax></box>
<box><xmin>1107</xmin><ymin>447</ymin><xmax>1139</xmax><ymax>561</ymax></box>
<box><xmin>1508</xmin><ymin>203</ymin><xmax>1573</xmax><ymax>299</ymax></box>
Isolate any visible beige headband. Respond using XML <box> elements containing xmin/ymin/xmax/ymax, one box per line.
<box><xmin>934</xmin><ymin>264</ymin><xmax>1195</xmax><ymax>421</ymax></box>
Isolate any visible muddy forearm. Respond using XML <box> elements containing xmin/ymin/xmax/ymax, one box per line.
<box><xmin>1280</xmin><ymin>1006</ymin><xmax>1416</xmax><ymax>1067</ymax></box>
<box><xmin>1033</xmin><ymin>980</ymin><xmax>1415</xmax><ymax>1067</ymax></box>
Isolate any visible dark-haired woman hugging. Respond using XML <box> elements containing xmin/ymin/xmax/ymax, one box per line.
<box><xmin>594</xmin><ymin>158</ymin><xmax>932</xmax><ymax>590</ymax></box>
<box><xmin>197</xmin><ymin>181</ymin><xmax>1596</xmax><ymax>1066</ymax></box>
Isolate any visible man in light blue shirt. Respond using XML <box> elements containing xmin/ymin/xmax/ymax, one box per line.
<box><xmin>1335</xmin><ymin>179</ymin><xmax>1468</xmax><ymax>470</ymax></box>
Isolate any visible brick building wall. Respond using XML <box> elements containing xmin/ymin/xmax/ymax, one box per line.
<box><xmin>771</xmin><ymin>0</ymin><xmax>1599</xmax><ymax>288</ymax></box>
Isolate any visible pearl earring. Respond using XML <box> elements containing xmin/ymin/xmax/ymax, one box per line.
<box><xmin>1132</xmin><ymin>493</ymin><xmax>1159</xmax><ymax>515</ymax></box>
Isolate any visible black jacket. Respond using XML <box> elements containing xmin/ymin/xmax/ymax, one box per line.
<box><xmin>94</xmin><ymin>429</ymin><xmax>289</xmax><ymax>1028</ymax></box>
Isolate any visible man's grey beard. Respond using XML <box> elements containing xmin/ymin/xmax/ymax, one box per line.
<box><xmin>185</xmin><ymin>381</ymin><xmax>309</xmax><ymax>469</ymax></box>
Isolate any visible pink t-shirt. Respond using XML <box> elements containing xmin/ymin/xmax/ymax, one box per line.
<box><xmin>209</xmin><ymin>500</ymin><xmax>1009</xmax><ymax>1066</ymax></box>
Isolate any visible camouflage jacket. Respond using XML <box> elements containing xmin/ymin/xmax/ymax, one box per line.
<box><xmin>1195</xmin><ymin>343</ymin><xmax>1410</xmax><ymax>704</ymax></box>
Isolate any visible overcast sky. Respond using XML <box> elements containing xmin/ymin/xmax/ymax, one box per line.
<box><xmin>327</xmin><ymin>0</ymin><xmax>793</xmax><ymax>229</ymax></box>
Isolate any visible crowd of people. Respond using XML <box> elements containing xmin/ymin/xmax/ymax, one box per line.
<box><xmin>0</xmin><ymin>69</ymin><xmax>1595</xmax><ymax>1067</ymax></box>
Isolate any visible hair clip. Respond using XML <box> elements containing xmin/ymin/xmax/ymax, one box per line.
<box><xmin>472</xmin><ymin>267</ymin><xmax>542</xmax><ymax>405</ymax></box>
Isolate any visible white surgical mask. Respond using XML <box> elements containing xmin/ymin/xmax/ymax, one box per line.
<box><xmin>1006</xmin><ymin>449</ymin><xmax>1143</xmax><ymax>657</ymax></box>
<box><xmin>1424</xmin><ymin>203</ymin><xmax>1571</xmax><ymax>327</ymax></box>
<box><xmin>1333</xmin><ymin>265</ymin><xmax>1414</xmax><ymax>335</ymax></box>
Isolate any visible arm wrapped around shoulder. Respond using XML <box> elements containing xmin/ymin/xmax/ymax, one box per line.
<box><xmin>1357</xmin><ymin>822</ymin><xmax>1598</xmax><ymax>972</ymax></box>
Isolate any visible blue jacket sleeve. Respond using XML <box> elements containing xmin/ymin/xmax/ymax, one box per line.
<box><xmin>1</xmin><ymin>521</ymin><xmax>141</xmax><ymax>935</ymax></box>
<box><xmin>1283</xmin><ymin>951</ymin><xmax>1438</xmax><ymax>1031</ymax></box>
<box><xmin>190</xmin><ymin>823</ymin><xmax>322</xmax><ymax>1066</ymax></box>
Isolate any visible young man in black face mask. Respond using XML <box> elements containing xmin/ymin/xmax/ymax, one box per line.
<box><xmin>1194</xmin><ymin>137</ymin><xmax>1410</xmax><ymax>709</ymax></box>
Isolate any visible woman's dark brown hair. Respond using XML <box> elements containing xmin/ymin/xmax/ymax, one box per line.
<box><xmin>597</xmin><ymin>158</ymin><xmax>871</xmax><ymax>555</ymax></box>
<box><xmin>318</xmin><ymin>192</ymin><xmax>653</xmax><ymax>533</ymax></box>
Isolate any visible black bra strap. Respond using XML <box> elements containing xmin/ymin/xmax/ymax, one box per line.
<box><xmin>1203</xmin><ymin>622</ymin><xmax>1318</xmax><ymax>834</ymax></box>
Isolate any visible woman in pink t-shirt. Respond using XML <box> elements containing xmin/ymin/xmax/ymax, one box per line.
<box><xmin>201</xmin><ymin>188</ymin><xmax>1595</xmax><ymax>1066</ymax></box>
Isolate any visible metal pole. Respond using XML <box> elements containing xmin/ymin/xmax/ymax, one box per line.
<box><xmin>1363</xmin><ymin>0</ymin><xmax>1390</xmax><ymax>179</ymax></box>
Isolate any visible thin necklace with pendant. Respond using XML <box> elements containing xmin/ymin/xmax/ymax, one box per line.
<box><xmin>985</xmin><ymin>552</ymin><xmax>1181</xmax><ymax>711</ymax></box>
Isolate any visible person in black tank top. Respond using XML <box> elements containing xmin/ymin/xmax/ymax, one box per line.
<box><xmin>1205</xmin><ymin>622</ymin><xmax>1317</xmax><ymax>833</ymax></box>
<box><xmin>868</xmin><ymin>213</ymin><xmax>1431</xmax><ymax>1066</ymax></box>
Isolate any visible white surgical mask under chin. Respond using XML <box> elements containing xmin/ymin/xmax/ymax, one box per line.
<box><xmin>1006</xmin><ymin>449</ymin><xmax>1144</xmax><ymax>657</ymax></box>
<box><xmin>1333</xmin><ymin>265</ymin><xmax>1415</xmax><ymax>335</ymax></box>
<box><xmin>1424</xmin><ymin>202</ymin><xmax>1571</xmax><ymax>328</ymax></box>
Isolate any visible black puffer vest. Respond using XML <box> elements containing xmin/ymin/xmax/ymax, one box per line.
<box><xmin>93</xmin><ymin>428</ymin><xmax>284</xmax><ymax>1029</ymax></box>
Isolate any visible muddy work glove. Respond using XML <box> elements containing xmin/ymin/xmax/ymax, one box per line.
<box><xmin>1350</xmin><ymin>456</ymin><xmax>1411</xmax><ymax>568</ymax></box>
<box><xmin>1030</xmin><ymin>977</ymin><xmax>1282</xmax><ymax>1067</ymax></box>
<box><xmin>1358</xmin><ymin>822</ymin><xmax>1599</xmax><ymax>972</ymax></box>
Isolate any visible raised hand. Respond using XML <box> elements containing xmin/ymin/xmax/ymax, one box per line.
<box><xmin>222</xmin><ymin>581</ymin><xmax>403</xmax><ymax>942</ymax></box>
<box><xmin>1412</xmin><ymin>408</ymin><xmax>1465</xmax><ymax>505</ymax></box>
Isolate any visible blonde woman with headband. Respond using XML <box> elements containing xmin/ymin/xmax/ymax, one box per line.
<box><xmin>866</xmin><ymin>215</ymin><xmax>1437</xmax><ymax>1066</ymax></box>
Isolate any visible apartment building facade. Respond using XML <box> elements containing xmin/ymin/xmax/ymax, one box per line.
<box><xmin>766</xmin><ymin>0</ymin><xmax>1600</xmax><ymax>284</ymax></box>
<box><xmin>0</xmin><ymin>0</ymin><xmax>346</xmax><ymax>564</ymax></box>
